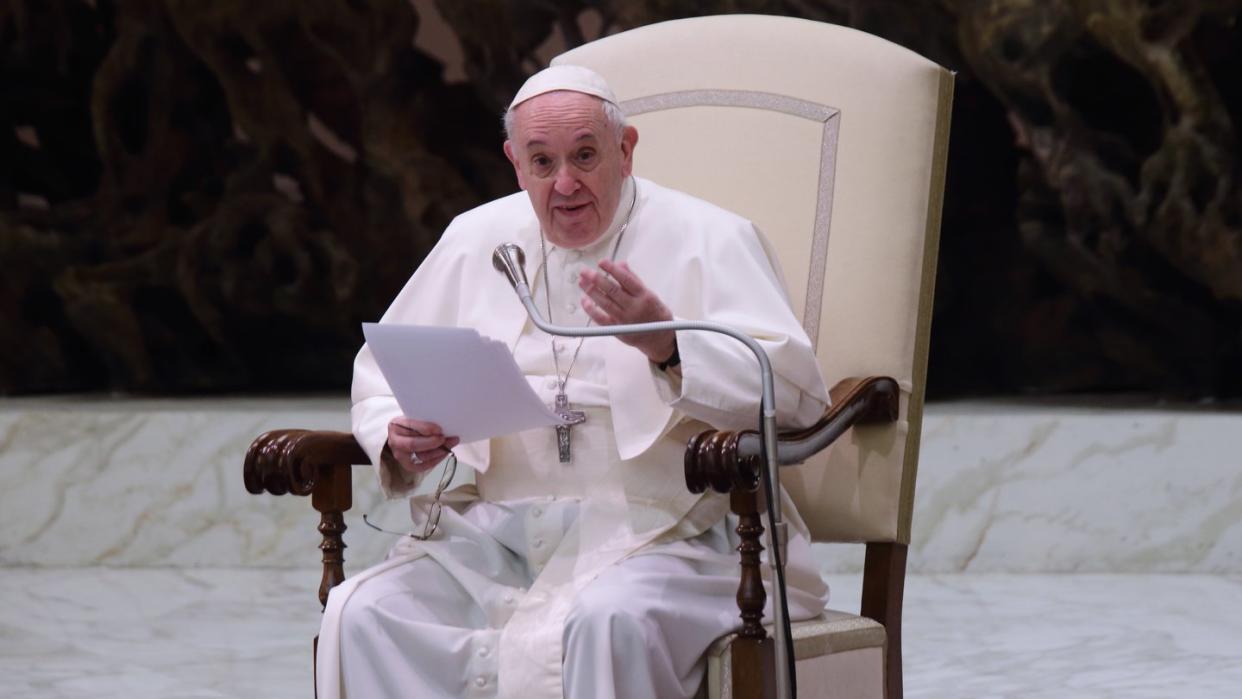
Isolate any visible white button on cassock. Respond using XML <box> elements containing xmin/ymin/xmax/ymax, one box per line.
<box><xmin>531</xmin><ymin>507</ymin><xmax>543</xmax><ymax>518</ymax></box>
<box><xmin>477</xmin><ymin>646</ymin><xmax>490</xmax><ymax>658</ymax></box>
<box><xmin>565</xmin><ymin>302</ymin><xmax>577</xmax><ymax>314</ymax></box>
<box><xmin>532</xmin><ymin>538</ymin><xmax>544</xmax><ymax>549</ymax></box>
<box><xmin>475</xmin><ymin>676</ymin><xmax>487</xmax><ymax>688</ymax></box>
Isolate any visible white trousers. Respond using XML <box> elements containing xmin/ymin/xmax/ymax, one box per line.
<box><xmin>328</xmin><ymin>497</ymin><xmax>827</xmax><ymax>699</ymax></box>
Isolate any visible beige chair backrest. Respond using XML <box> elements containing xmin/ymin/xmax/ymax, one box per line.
<box><xmin>556</xmin><ymin>15</ymin><xmax>952</xmax><ymax>545</ymax></box>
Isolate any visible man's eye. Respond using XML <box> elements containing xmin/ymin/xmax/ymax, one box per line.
<box><xmin>576</xmin><ymin>150</ymin><xmax>596</xmax><ymax>163</ymax></box>
<box><xmin>531</xmin><ymin>156</ymin><xmax>554</xmax><ymax>174</ymax></box>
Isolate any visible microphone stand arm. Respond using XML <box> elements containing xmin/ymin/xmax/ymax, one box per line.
<box><xmin>507</xmin><ymin>279</ymin><xmax>795</xmax><ymax>699</ymax></box>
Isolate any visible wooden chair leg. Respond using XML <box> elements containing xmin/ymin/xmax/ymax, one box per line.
<box><xmin>730</xmin><ymin>487</ymin><xmax>775</xmax><ymax>699</ymax></box>
<box><xmin>311</xmin><ymin>464</ymin><xmax>351</xmax><ymax>698</ymax></box>
<box><xmin>861</xmin><ymin>542</ymin><xmax>908</xmax><ymax>699</ymax></box>
<box><xmin>312</xmin><ymin>464</ymin><xmax>353</xmax><ymax>609</ymax></box>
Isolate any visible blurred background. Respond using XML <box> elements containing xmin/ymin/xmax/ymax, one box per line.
<box><xmin>4</xmin><ymin>0</ymin><xmax>1240</xmax><ymax>401</ymax></box>
<box><xmin>3</xmin><ymin>2</ymin><xmax>1241</xmax><ymax>697</ymax></box>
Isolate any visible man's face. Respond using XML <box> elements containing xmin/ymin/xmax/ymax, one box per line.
<box><xmin>504</xmin><ymin>91</ymin><xmax>638</xmax><ymax>249</ymax></box>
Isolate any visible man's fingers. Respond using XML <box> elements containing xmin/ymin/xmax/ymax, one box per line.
<box><xmin>599</xmin><ymin>259</ymin><xmax>645</xmax><ymax>295</ymax></box>
<box><xmin>580</xmin><ymin>274</ymin><xmax>629</xmax><ymax>319</ymax></box>
<box><xmin>397</xmin><ymin>447</ymin><xmax>452</xmax><ymax>474</ymax></box>
<box><xmin>579</xmin><ymin>269</ymin><xmax>621</xmax><ymax>299</ymax></box>
<box><xmin>389</xmin><ymin>431</ymin><xmax>457</xmax><ymax>454</ymax></box>
<box><xmin>582</xmin><ymin>297</ymin><xmax>617</xmax><ymax>326</ymax></box>
<box><xmin>391</xmin><ymin>433</ymin><xmax>459</xmax><ymax>474</ymax></box>
<box><xmin>588</xmin><ymin>284</ymin><xmax>626</xmax><ymax>315</ymax></box>
<box><xmin>584</xmin><ymin>297</ymin><xmax>672</xmax><ymax>359</ymax></box>
<box><xmin>391</xmin><ymin>417</ymin><xmax>443</xmax><ymax>436</ymax></box>
<box><xmin>581</xmin><ymin>266</ymin><xmax>632</xmax><ymax>302</ymax></box>
<box><xmin>413</xmin><ymin>447</ymin><xmax>453</xmax><ymax>464</ymax></box>
<box><xmin>389</xmin><ymin>418</ymin><xmax>458</xmax><ymax>451</ymax></box>
<box><xmin>409</xmin><ymin>434</ymin><xmax>453</xmax><ymax>452</ymax></box>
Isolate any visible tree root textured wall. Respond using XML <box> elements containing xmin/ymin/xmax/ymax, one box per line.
<box><xmin>2</xmin><ymin>0</ymin><xmax>1239</xmax><ymax>398</ymax></box>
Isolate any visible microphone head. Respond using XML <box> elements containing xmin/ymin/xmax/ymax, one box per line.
<box><xmin>492</xmin><ymin>243</ymin><xmax>529</xmax><ymax>289</ymax></box>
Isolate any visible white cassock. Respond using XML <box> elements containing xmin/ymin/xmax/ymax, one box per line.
<box><xmin>317</xmin><ymin>177</ymin><xmax>833</xmax><ymax>699</ymax></box>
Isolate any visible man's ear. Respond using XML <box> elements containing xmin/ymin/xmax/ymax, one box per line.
<box><xmin>503</xmin><ymin>140</ymin><xmax>527</xmax><ymax>190</ymax></box>
<box><xmin>619</xmin><ymin>126</ymin><xmax>638</xmax><ymax>177</ymax></box>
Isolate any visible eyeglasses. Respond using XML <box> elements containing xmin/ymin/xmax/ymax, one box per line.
<box><xmin>363</xmin><ymin>452</ymin><xmax>457</xmax><ymax>541</ymax></box>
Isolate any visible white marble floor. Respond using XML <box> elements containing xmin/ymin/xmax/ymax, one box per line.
<box><xmin>2</xmin><ymin>569</ymin><xmax>1240</xmax><ymax>698</ymax></box>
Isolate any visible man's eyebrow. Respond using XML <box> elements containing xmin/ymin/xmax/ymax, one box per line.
<box><xmin>523</xmin><ymin>132</ymin><xmax>600</xmax><ymax>149</ymax></box>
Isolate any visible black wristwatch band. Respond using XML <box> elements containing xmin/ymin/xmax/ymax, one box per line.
<box><xmin>656</xmin><ymin>343</ymin><xmax>681</xmax><ymax>371</ymax></box>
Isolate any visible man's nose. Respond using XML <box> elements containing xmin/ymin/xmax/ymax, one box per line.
<box><xmin>553</xmin><ymin>165</ymin><xmax>580</xmax><ymax>195</ymax></box>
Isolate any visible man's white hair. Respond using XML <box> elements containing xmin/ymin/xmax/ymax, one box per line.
<box><xmin>502</xmin><ymin>95</ymin><xmax>628</xmax><ymax>143</ymax></box>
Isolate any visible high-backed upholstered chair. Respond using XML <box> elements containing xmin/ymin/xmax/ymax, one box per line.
<box><xmin>554</xmin><ymin>15</ymin><xmax>951</xmax><ymax>698</ymax></box>
<box><xmin>244</xmin><ymin>14</ymin><xmax>951</xmax><ymax>699</ymax></box>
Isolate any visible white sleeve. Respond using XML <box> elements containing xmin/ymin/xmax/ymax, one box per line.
<box><xmin>650</xmin><ymin>326</ymin><xmax>828</xmax><ymax>431</ymax></box>
<box><xmin>648</xmin><ymin>222</ymin><xmax>829</xmax><ymax>431</ymax></box>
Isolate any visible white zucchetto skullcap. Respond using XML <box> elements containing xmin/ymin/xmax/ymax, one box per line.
<box><xmin>508</xmin><ymin>65</ymin><xmax>618</xmax><ymax>111</ymax></box>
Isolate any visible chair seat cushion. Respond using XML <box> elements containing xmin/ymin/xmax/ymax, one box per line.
<box><xmin>700</xmin><ymin>609</ymin><xmax>887</xmax><ymax>698</ymax></box>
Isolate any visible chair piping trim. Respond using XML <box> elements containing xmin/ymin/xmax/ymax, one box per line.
<box><xmin>621</xmin><ymin>90</ymin><xmax>841</xmax><ymax>350</ymax></box>
<box><xmin>898</xmin><ymin>68</ymin><xmax>955</xmax><ymax>542</ymax></box>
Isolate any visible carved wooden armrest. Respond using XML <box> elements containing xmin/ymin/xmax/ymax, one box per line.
<box><xmin>243</xmin><ymin>429</ymin><xmax>370</xmax><ymax>496</ymax></box>
<box><xmin>244</xmin><ymin>429</ymin><xmax>370</xmax><ymax>608</ymax></box>
<box><xmin>684</xmin><ymin>375</ymin><xmax>900</xmax><ymax>494</ymax></box>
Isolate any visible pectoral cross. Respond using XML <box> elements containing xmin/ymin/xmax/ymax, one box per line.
<box><xmin>554</xmin><ymin>392</ymin><xmax>587</xmax><ymax>463</ymax></box>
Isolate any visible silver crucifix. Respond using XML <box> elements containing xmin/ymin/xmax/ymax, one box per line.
<box><xmin>554</xmin><ymin>392</ymin><xmax>587</xmax><ymax>463</ymax></box>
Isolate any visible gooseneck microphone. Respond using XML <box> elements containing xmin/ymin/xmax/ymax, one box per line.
<box><xmin>491</xmin><ymin>243</ymin><xmax>797</xmax><ymax>699</ymax></box>
<box><xmin>491</xmin><ymin>243</ymin><xmax>532</xmax><ymax>298</ymax></box>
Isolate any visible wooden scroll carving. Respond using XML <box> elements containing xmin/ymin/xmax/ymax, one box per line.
<box><xmin>685</xmin><ymin>429</ymin><xmax>760</xmax><ymax>495</ymax></box>
<box><xmin>244</xmin><ymin>429</ymin><xmax>369</xmax><ymax>608</ymax></box>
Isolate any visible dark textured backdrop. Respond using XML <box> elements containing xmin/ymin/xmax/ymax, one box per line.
<box><xmin>2</xmin><ymin>0</ymin><xmax>1240</xmax><ymax>398</ymax></box>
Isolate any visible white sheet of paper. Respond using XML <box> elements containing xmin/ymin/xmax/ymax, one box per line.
<box><xmin>363</xmin><ymin>323</ymin><xmax>566</xmax><ymax>443</ymax></box>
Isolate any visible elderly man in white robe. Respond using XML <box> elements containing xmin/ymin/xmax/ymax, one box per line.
<box><xmin>317</xmin><ymin>65</ymin><xmax>833</xmax><ymax>699</ymax></box>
